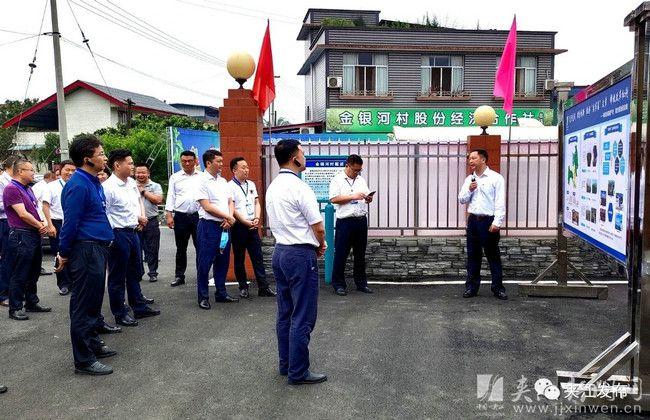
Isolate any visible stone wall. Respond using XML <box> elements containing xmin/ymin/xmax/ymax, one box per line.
<box><xmin>260</xmin><ymin>236</ymin><xmax>624</xmax><ymax>282</ymax></box>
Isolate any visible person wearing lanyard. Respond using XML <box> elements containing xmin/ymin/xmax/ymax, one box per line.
<box><xmin>458</xmin><ymin>149</ymin><xmax>507</xmax><ymax>300</ymax></box>
<box><xmin>266</xmin><ymin>139</ymin><xmax>328</xmax><ymax>385</ymax></box>
<box><xmin>42</xmin><ymin>159</ymin><xmax>76</xmax><ymax>295</ymax></box>
<box><xmin>103</xmin><ymin>149</ymin><xmax>160</xmax><ymax>327</ymax></box>
<box><xmin>195</xmin><ymin>149</ymin><xmax>238</xmax><ymax>309</ymax></box>
<box><xmin>134</xmin><ymin>163</ymin><xmax>164</xmax><ymax>283</ymax></box>
<box><xmin>329</xmin><ymin>154</ymin><xmax>374</xmax><ymax>296</ymax></box>
<box><xmin>4</xmin><ymin>158</ymin><xmax>52</xmax><ymax>320</ymax></box>
<box><xmin>228</xmin><ymin>157</ymin><xmax>276</xmax><ymax>299</ymax></box>
<box><xmin>56</xmin><ymin>134</ymin><xmax>116</xmax><ymax>375</ymax></box>
<box><xmin>166</xmin><ymin>150</ymin><xmax>203</xmax><ymax>287</ymax></box>
<box><xmin>0</xmin><ymin>155</ymin><xmax>20</xmax><ymax>308</ymax></box>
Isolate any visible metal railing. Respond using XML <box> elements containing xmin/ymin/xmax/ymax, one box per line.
<box><xmin>262</xmin><ymin>138</ymin><xmax>558</xmax><ymax>237</ymax></box>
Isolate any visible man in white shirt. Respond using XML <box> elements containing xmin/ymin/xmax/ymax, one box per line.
<box><xmin>195</xmin><ymin>149</ymin><xmax>238</xmax><ymax>309</ymax></box>
<box><xmin>328</xmin><ymin>154</ymin><xmax>374</xmax><ymax>296</ymax></box>
<box><xmin>104</xmin><ymin>149</ymin><xmax>161</xmax><ymax>326</ymax></box>
<box><xmin>42</xmin><ymin>160</ymin><xmax>76</xmax><ymax>295</ymax></box>
<box><xmin>165</xmin><ymin>150</ymin><xmax>202</xmax><ymax>287</ymax></box>
<box><xmin>134</xmin><ymin>163</ymin><xmax>164</xmax><ymax>283</ymax></box>
<box><xmin>0</xmin><ymin>155</ymin><xmax>19</xmax><ymax>307</ymax></box>
<box><xmin>266</xmin><ymin>139</ymin><xmax>327</xmax><ymax>385</ymax></box>
<box><xmin>229</xmin><ymin>157</ymin><xmax>275</xmax><ymax>299</ymax></box>
<box><xmin>458</xmin><ymin>149</ymin><xmax>507</xmax><ymax>300</ymax></box>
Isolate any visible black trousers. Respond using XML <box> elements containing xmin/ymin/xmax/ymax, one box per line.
<box><xmin>50</xmin><ymin>219</ymin><xmax>71</xmax><ymax>289</ymax></box>
<box><xmin>332</xmin><ymin>216</ymin><xmax>368</xmax><ymax>291</ymax></box>
<box><xmin>0</xmin><ymin>218</ymin><xmax>9</xmax><ymax>301</ymax></box>
<box><xmin>173</xmin><ymin>212</ymin><xmax>198</xmax><ymax>279</ymax></box>
<box><xmin>231</xmin><ymin>223</ymin><xmax>269</xmax><ymax>290</ymax></box>
<box><xmin>69</xmin><ymin>241</ymin><xmax>109</xmax><ymax>368</ymax></box>
<box><xmin>7</xmin><ymin>228</ymin><xmax>42</xmax><ymax>311</ymax></box>
<box><xmin>138</xmin><ymin>216</ymin><xmax>160</xmax><ymax>278</ymax></box>
<box><xmin>465</xmin><ymin>215</ymin><xmax>505</xmax><ymax>294</ymax></box>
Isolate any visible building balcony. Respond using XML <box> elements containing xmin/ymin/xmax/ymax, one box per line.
<box><xmin>339</xmin><ymin>90</ymin><xmax>394</xmax><ymax>100</ymax></box>
<box><xmin>416</xmin><ymin>90</ymin><xmax>471</xmax><ymax>101</ymax></box>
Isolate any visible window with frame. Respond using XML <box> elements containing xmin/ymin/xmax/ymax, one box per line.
<box><xmin>342</xmin><ymin>53</ymin><xmax>389</xmax><ymax>96</ymax></box>
<box><xmin>421</xmin><ymin>55</ymin><xmax>464</xmax><ymax>96</ymax></box>
<box><xmin>496</xmin><ymin>56</ymin><xmax>538</xmax><ymax>96</ymax></box>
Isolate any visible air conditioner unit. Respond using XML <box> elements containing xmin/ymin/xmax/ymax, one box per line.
<box><xmin>299</xmin><ymin>126</ymin><xmax>316</xmax><ymax>134</ymax></box>
<box><xmin>327</xmin><ymin>76</ymin><xmax>342</xmax><ymax>88</ymax></box>
<box><xmin>544</xmin><ymin>79</ymin><xmax>556</xmax><ymax>91</ymax></box>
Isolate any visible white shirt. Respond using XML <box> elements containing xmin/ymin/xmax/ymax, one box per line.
<box><xmin>31</xmin><ymin>179</ymin><xmax>49</xmax><ymax>221</ymax></box>
<box><xmin>229</xmin><ymin>178</ymin><xmax>258</xmax><ymax>221</ymax></box>
<box><xmin>0</xmin><ymin>172</ymin><xmax>13</xmax><ymax>219</ymax></box>
<box><xmin>458</xmin><ymin>167</ymin><xmax>506</xmax><ymax>227</ymax></box>
<box><xmin>196</xmin><ymin>172</ymin><xmax>232</xmax><ymax>222</ymax></box>
<box><xmin>328</xmin><ymin>171</ymin><xmax>370</xmax><ymax>219</ymax></box>
<box><xmin>42</xmin><ymin>179</ymin><xmax>66</xmax><ymax>220</ymax></box>
<box><xmin>266</xmin><ymin>169</ymin><xmax>322</xmax><ymax>247</ymax></box>
<box><xmin>165</xmin><ymin>169</ymin><xmax>203</xmax><ymax>214</ymax></box>
<box><xmin>103</xmin><ymin>174</ymin><xmax>143</xmax><ymax>229</ymax></box>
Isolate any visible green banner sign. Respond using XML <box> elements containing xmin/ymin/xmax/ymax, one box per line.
<box><xmin>326</xmin><ymin>107</ymin><xmax>554</xmax><ymax>133</ymax></box>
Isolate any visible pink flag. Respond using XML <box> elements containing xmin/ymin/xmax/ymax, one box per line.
<box><xmin>493</xmin><ymin>16</ymin><xmax>517</xmax><ymax>115</ymax></box>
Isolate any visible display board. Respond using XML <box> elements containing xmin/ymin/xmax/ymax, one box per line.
<box><xmin>167</xmin><ymin>127</ymin><xmax>220</xmax><ymax>173</ymax></box>
<box><xmin>302</xmin><ymin>156</ymin><xmax>347</xmax><ymax>201</ymax></box>
<box><xmin>563</xmin><ymin>76</ymin><xmax>632</xmax><ymax>262</ymax></box>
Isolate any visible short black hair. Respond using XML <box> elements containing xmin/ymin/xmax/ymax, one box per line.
<box><xmin>108</xmin><ymin>148</ymin><xmax>132</xmax><ymax>170</ymax></box>
<box><xmin>12</xmin><ymin>157</ymin><xmax>30</xmax><ymax>174</ymax></box>
<box><xmin>230</xmin><ymin>157</ymin><xmax>246</xmax><ymax>171</ymax></box>
<box><xmin>135</xmin><ymin>162</ymin><xmax>150</xmax><ymax>171</ymax></box>
<box><xmin>274</xmin><ymin>139</ymin><xmax>300</xmax><ymax>166</ymax></box>
<box><xmin>346</xmin><ymin>154</ymin><xmax>363</xmax><ymax>166</ymax></box>
<box><xmin>60</xmin><ymin>159</ymin><xmax>75</xmax><ymax>168</ymax></box>
<box><xmin>69</xmin><ymin>134</ymin><xmax>103</xmax><ymax>167</ymax></box>
<box><xmin>180</xmin><ymin>150</ymin><xmax>196</xmax><ymax>159</ymax></box>
<box><xmin>471</xmin><ymin>149</ymin><xmax>489</xmax><ymax>162</ymax></box>
<box><xmin>202</xmin><ymin>149</ymin><xmax>222</xmax><ymax>167</ymax></box>
<box><xmin>2</xmin><ymin>155</ymin><xmax>20</xmax><ymax>170</ymax></box>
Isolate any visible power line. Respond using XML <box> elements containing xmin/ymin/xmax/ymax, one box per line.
<box><xmin>0</xmin><ymin>34</ymin><xmax>41</xmax><ymax>48</ymax></box>
<box><xmin>0</xmin><ymin>28</ymin><xmax>41</xmax><ymax>36</ymax></box>
<box><xmin>175</xmin><ymin>0</ymin><xmax>299</xmax><ymax>24</ymax></box>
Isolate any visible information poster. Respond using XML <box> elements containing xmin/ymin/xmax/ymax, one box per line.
<box><xmin>168</xmin><ymin>127</ymin><xmax>220</xmax><ymax>173</ymax></box>
<box><xmin>303</xmin><ymin>156</ymin><xmax>346</xmax><ymax>201</ymax></box>
<box><xmin>563</xmin><ymin>76</ymin><xmax>632</xmax><ymax>262</ymax></box>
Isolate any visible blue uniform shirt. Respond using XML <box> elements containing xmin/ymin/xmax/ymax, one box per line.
<box><xmin>58</xmin><ymin>168</ymin><xmax>114</xmax><ymax>258</ymax></box>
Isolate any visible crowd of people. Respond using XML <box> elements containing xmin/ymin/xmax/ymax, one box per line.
<box><xmin>0</xmin><ymin>134</ymin><xmax>506</xmax><ymax>388</ymax></box>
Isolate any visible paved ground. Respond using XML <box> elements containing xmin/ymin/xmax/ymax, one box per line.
<box><xmin>0</xmin><ymin>230</ymin><xmax>644</xmax><ymax>419</ymax></box>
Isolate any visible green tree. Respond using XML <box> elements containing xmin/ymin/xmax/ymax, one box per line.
<box><xmin>0</xmin><ymin>98</ymin><xmax>39</xmax><ymax>161</ymax></box>
<box><xmin>34</xmin><ymin>132</ymin><xmax>61</xmax><ymax>166</ymax></box>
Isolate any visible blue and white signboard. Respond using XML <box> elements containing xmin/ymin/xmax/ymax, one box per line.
<box><xmin>563</xmin><ymin>76</ymin><xmax>631</xmax><ymax>262</ymax></box>
<box><xmin>303</xmin><ymin>156</ymin><xmax>347</xmax><ymax>200</ymax></box>
<box><xmin>168</xmin><ymin>127</ymin><xmax>220</xmax><ymax>174</ymax></box>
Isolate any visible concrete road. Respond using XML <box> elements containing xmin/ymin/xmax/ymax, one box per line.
<box><xmin>0</xmin><ymin>229</ymin><xmax>641</xmax><ymax>418</ymax></box>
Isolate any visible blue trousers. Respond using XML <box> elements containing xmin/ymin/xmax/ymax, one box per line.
<box><xmin>196</xmin><ymin>219</ymin><xmax>231</xmax><ymax>302</ymax></box>
<box><xmin>0</xmin><ymin>219</ymin><xmax>9</xmax><ymax>301</ymax></box>
<box><xmin>273</xmin><ymin>244</ymin><xmax>319</xmax><ymax>381</ymax></box>
<box><xmin>107</xmin><ymin>229</ymin><xmax>146</xmax><ymax>318</ymax></box>
<box><xmin>465</xmin><ymin>215</ymin><xmax>505</xmax><ymax>294</ymax></box>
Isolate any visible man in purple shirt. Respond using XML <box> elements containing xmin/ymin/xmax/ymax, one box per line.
<box><xmin>4</xmin><ymin>158</ymin><xmax>51</xmax><ymax>320</ymax></box>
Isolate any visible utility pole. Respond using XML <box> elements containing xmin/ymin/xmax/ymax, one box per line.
<box><xmin>50</xmin><ymin>0</ymin><xmax>69</xmax><ymax>160</ymax></box>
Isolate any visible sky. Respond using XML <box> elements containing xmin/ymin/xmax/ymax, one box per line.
<box><xmin>0</xmin><ymin>0</ymin><xmax>643</xmax><ymax>124</ymax></box>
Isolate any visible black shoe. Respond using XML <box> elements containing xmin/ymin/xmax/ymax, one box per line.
<box><xmin>171</xmin><ymin>277</ymin><xmax>185</xmax><ymax>287</ymax></box>
<box><xmin>239</xmin><ymin>289</ymin><xmax>250</xmax><ymax>299</ymax></box>
<box><xmin>149</xmin><ymin>275</ymin><xmax>158</xmax><ymax>283</ymax></box>
<box><xmin>59</xmin><ymin>287</ymin><xmax>70</xmax><ymax>296</ymax></box>
<box><xmin>334</xmin><ymin>288</ymin><xmax>347</xmax><ymax>296</ymax></box>
<box><xmin>356</xmin><ymin>286</ymin><xmax>373</xmax><ymax>294</ymax></box>
<box><xmin>288</xmin><ymin>372</ymin><xmax>328</xmax><ymax>385</ymax></box>
<box><xmin>199</xmin><ymin>299</ymin><xmax>211</xmax><ymax>310</ymax></box>
<box><xmin>258</xmin><ymin>288</ymin><xmax>277</xmax><ymax>297</ymax></box>
<box><xmin>25</xmin><ymin>303</ymin><xmax>52</xmax><ymax>313</ymax></box>
<box><xmin>139</xmin><ymin>295</ymin><xmax>155</xmax><ymax>304</ymax></box>
<box><xmin>0</xmin><ymin>385</ymin><xmax>6</xmax><ymax>393</ymax></box>
<box><xmin>97</xmin><ymin>322</ymin><xmax>122</xmax><ymax>334</ymax></box>
<box><xmin>215</xmin><ymin>295</ymin><xmax>239</xmax><ymax>303</ymax></box>
<box><xmin>9</xmin><ymin>310</ymin><xmax>28</xmax><ymax>321</ymax></box>
<box><xmin>40</xmin><ymin>267</ymin><xmax>52</xmax><ymax>276</ymax></box>
<box><xmin>115</xmin><ymin>314</ymin><xmax>138</xmax><ymax>326</ymax></box>
<box><xmin>463</xmin><ymin>289</ymin><xmax>478</xmax><ymax>298</ymax></box>
<box><xmin>494</xmin><ymin>290</ymin><xmax>508</xmax><ymax>300</ymax></box>
<box><xmin>75</xmin><ymin>361</ymin><xmax>113</xmax><ymax>376</ymax></box>
<box><xmin>133</xmin><ymin>306</ymin><xmax>160</xmax><ymax>319</ymax></box>
<box><xmin>94</xmin><ymin>345</ymin><xmax>117</xmax><ymax>359</ymax></box>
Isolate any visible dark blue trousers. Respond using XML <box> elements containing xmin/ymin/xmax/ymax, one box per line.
<box><xmin>7</xmin><ymin>228</ymin><xmax>42</xmax><ymax>311</ymax></box>
<box><xmin>50</xmin><ymin>219</ymin><xmax>71</xmax><ymax>290</ymax></box>
<box><xmin>273</xmin><ymin>244</ymin><xmax>319</xmax><ymax>381</ymax></box>
<box><xmin>0</xmin><ymin>218</ymin><xmax>10</xmax><ymax>301</ymax></box>
<box><xmin>107</xmin><ymin>229</ymin><xmax>146</xmax><ymax>318</ymax></box>
<box><xmin>231</xmin><ymin>223</ymin><xmax>269</xmax><ymax>290</ymax></box>
<box><xmin>196</xmin><ymin>219</ymin><xmax>230</xmax><ymax>302</ymax></box>
<box><xmin>332</xmin><ymin>216</ymin><xmax>368</xmax><ymax>291</ymax></box>
<box><xmin>173</xmin><ymin>212</ymin><xmax>198</xmax><ymax>280</ymax></box>
<box><xmin>69</xmin><ymin>241</ymin><xmax>108</xmax><ymax>368</ymax></box>
<box><xmin>465</xmin><ymin>215</ymin><xmax>505</xmax><ymax>294</ymax></box>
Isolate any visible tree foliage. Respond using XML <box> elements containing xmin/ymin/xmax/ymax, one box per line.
<box><xmin>0</xmin><ymin>99</ymin><xmax>39</xmax><ymax>161</ymax></box>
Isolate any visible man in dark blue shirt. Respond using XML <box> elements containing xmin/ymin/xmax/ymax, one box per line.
<box><xmin>56</xmin><ymin>134</ymin><xmax>116</xmax><ymax>376</ymax></box>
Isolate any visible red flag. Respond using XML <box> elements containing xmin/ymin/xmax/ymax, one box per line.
<box><xmin>493</xmin><ymin>16</ymin><xmax>517</xmax><ymax>115</ymax></box>
<box><xmin>252</xmin><ymin>22</ymin><xmax>275</xmax><ymax>114</ymax></box>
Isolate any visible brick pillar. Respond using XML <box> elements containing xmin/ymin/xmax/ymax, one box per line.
<box><xmin>219</xmin><ymin>88</ymin><xmax>263</xmax><ymax>282</ymax></box>
<box><xmin>467</xmin><ymin>134</ymin><xmax>502</xmax><ymax>174</ymax></box>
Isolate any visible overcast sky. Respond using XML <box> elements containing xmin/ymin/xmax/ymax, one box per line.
<box><xmin>0</xmin><ymin>0</ymin><xmax>643</xmax><ymax>124</ymax></box>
